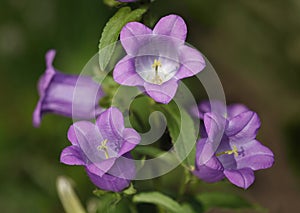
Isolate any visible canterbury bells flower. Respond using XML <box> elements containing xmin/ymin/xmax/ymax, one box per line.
<box><xmin>33</xmin><ymin>50</ymin><xmax>104</xmax><ymax>127</ymax></box>
<box><xmin>193</xmin><ymin>101</ymin><xmax>274</xmax><ymax>189</ymax></box>
<box><xmin>114</xmin><ymin>14</ymin><xmax>206</xmax><ymax>104</ymax></box>
<box><xmin>60</xmin><ymin>107</ymin><xmax>141</xmax><ymax>192</ymax></box>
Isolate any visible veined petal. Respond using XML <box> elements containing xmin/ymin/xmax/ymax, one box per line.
<box><xmin>86</xmin><ymin>153</ymin><xmax>135</xmax><ymax>192</ymax></box>
<box><xmin>204</xmin><ymin>113</ymin><xmax>226</xmax><ymax>141</ymax></box>
<box><xmin>96</xmin><ymin>107</ymin><xmax>125</xmax><ymax>140</ymax></box>
<box><xmin>224</xmin><ymin>168</ymin><xmax>255</xmax><ymax>189</ymax></box>
<box><xmin>60</xmin><ymin>146</ymin><xmax>85</xmax><ymax>166</ymax></box>
<box><xmin>119</xmin><ymin>128</ymin><xmax>141</xmax><ymax>156</ymax></box>
<box><xmin>153</xmin><ymin>15</ymin><xmax>187</xmax><ymax>41</ymax></box>
<box><xmin>67</xmin><ymin>124</ymin><xmax>79</xmax><ymax>146</ymax></box>
<box><xmin>226</xmin><ymin>111</ymin><xmax>261</xmax><ymax>141</ymax></box>
<box><xmin>194</xmin><ymin>138</ymin><xmax>225</xmax><ymax>182</ymax></box>
<box><xmin>227</xmin><ymin>104</ymin><xmax>249</xmax><ymax>118</ymax></box>
<box><xmin>197</xmin><ymin>100</ymin><xmax>227</xmax><ymax>119</ymax></box>
<box><xmin>193</xmin><ymin>157</ymin><xmax>225</xmax><ymax>183</ymax></box>
<box><xmin>120</xmin><ymin>22</ymin><xmax>152</xmax><ymax>55</ymax></box>
<box><xmin>175</xmin><ymin>45</ymin><xmax>205</xmax><ymax>80</ymax></box>
<box><xmin>113</xmin><ymin>56</ymin><xmax>144</xmax><ymax>86</ymax></box>
<box><xmin>233</xmin><ymin>139</ymin><xmax>274</xmax><ymax>171</ymax></box>
<box><xmin>196</xmin><ymin>138</ymin><xmax>216</xmax><ymax>165</ymax></box>
<box><xmin>143</xmin><ymin>78</ymin><xmax>178</xmax><ymax>104</ymax></box>
<box><xmin>86</xmin><ymin>158</ymin><xmax>116</xmax><ymax>177</ymax></box>
<box><xmin>87</xmin><ymin>170</ymin><xmax>130</xmax><ymax>192</ymax></box>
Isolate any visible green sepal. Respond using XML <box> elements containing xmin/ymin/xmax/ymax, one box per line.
<box><xmin>103</xmin><ymin>0</ymin><xmax>121</xmax><ymax>7</ymax></box>
<box><xmin>122</xmin><ymin>183</ymin><xmax>137</xmax><ymax>196</ymax></box>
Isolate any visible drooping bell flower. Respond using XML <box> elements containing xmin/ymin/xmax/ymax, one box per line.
<box><xmin>33</xmin><ymin>50</ymin><xmax>104</xmax><ymax>127</ymax></box>
<box><xmin>114</xmin><ymin>14</ymin><xmax>206</xmax><ymax>104</ymax></box>
<box><xmin>193</xmin><ymin>101</ymin><xmax>274</xmax><ymax>189</ymax></box>
<box><xmin>60</xmin><ymin>107</ymin><xmax>141</xmax><ymax>192</ymax></box>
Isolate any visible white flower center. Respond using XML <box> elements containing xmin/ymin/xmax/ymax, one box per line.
<box><xmin>135</xmin><ymin>56</ymin><xmax>179</xmax><ymax>85</ymax></box>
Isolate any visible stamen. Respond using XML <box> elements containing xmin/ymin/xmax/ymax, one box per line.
<box><xmin>216</xmin><ymin>145</ymin><xmax>239</xmax><ymax>157</ymax></box>
<box><xmin>97</xmin><ymin>139</ymin><xmax>109</xmax><ymax>159</ymax></box>
<box><xmin>151</xmin><ymin>59</ymin><xmax>163</xmax><ymax>84</ymax></box>
<box><xmin>152</xmin><ymin>59</ymin><xmax>162</xmax><ymax>72</ymax></box>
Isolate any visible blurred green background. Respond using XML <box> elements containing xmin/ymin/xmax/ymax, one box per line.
<box><xmin>1</xmin><ymin>0</ymin><xmax>300</xmax><ymax>212</ymax></box>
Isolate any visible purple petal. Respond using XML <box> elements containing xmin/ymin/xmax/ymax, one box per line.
<box><xmin>113</xmin><ymin>55</ymin><xmax>144</xmax><ymax>86</ymax></box>
<box><xmin>86</xmin><ymin>154</ymin><xmax>135</xmax><ymax>192</ymax></box>
<box><xmin>197</xmin><ymin>100</ymin><xmax>227</xmax><ymax>119</ymax></box>
<box><xmin>227</xmin><ymin>104</ymin><xmax>249</xmax><ymax>118</ymax></box>
<box><xmin>120</xmin><ymin>22</ymin><xmax>152</xmax><ymax>55</ymax></box>
<box><xmin>153</xmin><ymin>15</ymin><xmax>187</xmax><ymax>41</ymax></box>
<box><xmin>45</xmin><ymin>49</ymin><xmax>56</xmax><ymax>69</ymax></box>
<box><xmin>195</xmin><ymin>138</ymin><xmax>218</xmax><ymax>166</ymax></box>
<box><xmin>37</xmin><ymin>49</ymin><xmax>58</xmax><ymax>97</ymax></box>
<box><xmin>226</xmin><ymin>111</ymin><xmax>261</xmax><ymax>141</ymax></box>
<box><xmin>193</xmin><ymin>157</ymin><xmax>225</xmax><ymax>183</ymax></box>
<box><xmin>194</xmin><ymin>138</ymin><xmax>225</xmax><ymax>182</ymax></box>
<box><xmin>203</xmin><ymin>113</ymin><xmax>226</xmax><ymax>141</ymax></box>
<box><xmin>96</xmin><ymin>107</ymin><xmax>125</xmax><ymax>141</ymax></box>
<box><xmin>32</xmin><ymin>101</ymin><xmax>43</xmax><ymax>128</ymax></box>
<box><xmin>233</xmin><ymin>139</ymin><xmax>274</xmax><ymax>171</ymax></box>
<box><xmin>107</xmin><ymin>153</ymin><xmax>136</xmax><ymax>180</ymax></box>
<box><xmin>224</xmin><ymin>168</ymin><xmax>255</xmax><ymax>189</ymax></box>
<box><xmin>60</xmin><ymin>146</ymin><xmax>85</xmax><ymax>166</ymax></box>
<box><xmin>143</xmin><ymin>79</ymin><xmax>178</xmax><ymax>104</ymax></box>
<box><xmin>175</xmin><ymin>45</ymin><xmax>205</xmax><ymax>80</ymax></box>
<box><xmin>86</xmin><ymin>158</ymin><xmax>116</xmax><ymax>177</ymax></box>
<box><xmin>86</xmin><ymin>167</ymin><xmax>130</xmax><ymax>192</ymax></box>
<box><xmin>67</xmin><ymin>125</ymin><xmax>79</xmax><ymax>146</ymax></box>
<box><xmin>119</xmin><ymin>128</ymin><xmax>141</xmax><ymax>156</ymax></box>
<box><xmin>33</xmin><ymin>50</ymin><xmax>57</xmax><ymax>127</ymax></box>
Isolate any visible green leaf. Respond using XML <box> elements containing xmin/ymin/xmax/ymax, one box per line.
<box><xmin>132</xmin><ymin>191</ymin><xmax>184</xmax><ymax>213</ymax></box>
<box><xmin>196</xmin><ymin>192</ymin><xmax>256</xmax><ymax>211</ymax></box>
<box><xmin>56</xmin><ymin>176</ymin><xmax>86</xmax><ymax>213</ymax></box>
<box><xmin>159</xmin><ymin>102</ymin><xmax>197</xmax><ymax>167</ymax></box>
<box><xmin>98</xmin><ymin>6</ymin><xmax>147</xmax><ymax>71</ymax></box>
<box><xmin>181</xmin><ymin>203</ymin><xmax>198</xmax><ymax>213</ymax></box>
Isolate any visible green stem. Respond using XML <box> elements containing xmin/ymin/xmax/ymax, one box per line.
<box><xmin>177</xmin><ymin>168</ymin><xmax>192</xmax><ymax>202</ymax></box>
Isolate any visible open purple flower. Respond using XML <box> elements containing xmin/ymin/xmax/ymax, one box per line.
<box><xmin>193</xmin><ymin>101</ymin><xmax>274</xmax><ymax>189</ymax></box>
<box><xmin>33</xmin><ymin>50</ymin><xmax>103</xmax><ymax>127</ymax></box>
<box><xmin>60</xmin><ymin>107</ymin><xmax>140</xmax><ymax>192</ymax></box>
<box><xmin>114</xmin><ymin>14</ymin><xmax>205</xmax><ymax>104</ymax></box>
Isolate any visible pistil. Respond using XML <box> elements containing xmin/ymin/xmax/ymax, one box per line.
<box><xmin>216</xmin><ymin>145</ymin><xmax>239</xmax><ymax>157</ymax></box>
<box><xmin>97</xmin><ymin>139</ymin><xmax>110</xmax><ymax>159</ymax></box>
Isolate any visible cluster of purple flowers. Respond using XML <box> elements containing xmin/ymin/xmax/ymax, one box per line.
<box><xmin>33</xmin><ymin>15</ymin><xmax>273</xmax><ymax>192</ymax></box>
<box><xmin>193</xmin><ymin>101</ymin><xmax>274</xmax><ymax>189</ymax></box>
